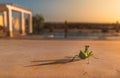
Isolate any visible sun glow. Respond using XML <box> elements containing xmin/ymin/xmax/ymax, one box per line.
<box><xmin>42</xmin><ymin>0</ymin><xmax>120</xmax><ymax>23</ymax></box>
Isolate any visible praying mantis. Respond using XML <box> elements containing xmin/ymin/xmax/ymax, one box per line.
<box><xmin>71</xmin><ymin>45</ymin><xmax>97</xmax><ymax>63</ymax></box>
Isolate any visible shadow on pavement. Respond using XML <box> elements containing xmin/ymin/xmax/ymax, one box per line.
<box><xmin>26</xmin><ymin>56</ymin><xmax>80</xmax><ymax>67</ymax></box>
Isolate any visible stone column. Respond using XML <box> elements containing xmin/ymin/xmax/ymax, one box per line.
<box><xmin>7</xmin><ymin>8</ymin><xmax>13</xmax><ymax>37</ymax></box>
<box><xmin>20</xmin><ymin>12</ymin><xmax>26</xmax><ymax>35</ymax></box>
<box><xmin>28</xmin><ymin>13</ymin><xmax>32</xmax><ymax>33</ymax></box>
<box><xmin>3</xmin><ymin>11</ymin><xmax>7</xmax><ymax>27</ymax></box>
<box><xmin>3</xmin><ymin>11</ymin><xmax>7</xmax><ymax>32</ymax></box>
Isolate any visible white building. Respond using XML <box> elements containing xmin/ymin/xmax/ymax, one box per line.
<box><xmin>0</xmin><ymin>3</ymin><xmax>32</xmax><ymax>37</ymax></box>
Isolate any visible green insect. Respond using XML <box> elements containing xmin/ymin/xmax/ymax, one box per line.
<box><xmin>71</xmin><ymin>45</ymin><xmax>95</xmax><ymax>63</ymax></box>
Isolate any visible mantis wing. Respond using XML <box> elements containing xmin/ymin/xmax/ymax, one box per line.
<box><xmin>79</xmin><ymin>51</ymin><xmax>87</xmax><ymax>59</ymax></box>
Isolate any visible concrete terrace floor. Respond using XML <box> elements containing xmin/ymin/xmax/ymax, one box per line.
<box><xmin>0</xmin><ymin>39</ymin><xmax>120</xmax><ymax>78</ymax></box>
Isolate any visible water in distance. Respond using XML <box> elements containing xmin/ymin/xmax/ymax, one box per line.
<box><xmin>42</xmin><ymin>32</ymin><xmax>119</xmax><ymax>39</ymax></box>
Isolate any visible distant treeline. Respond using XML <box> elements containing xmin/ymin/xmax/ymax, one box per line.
<box><xmin>41</xmin><ymin>22</ymin><xmax>120</xmax><ymax>33</ymax></box>
<box><xmin>44</xmin><ymin>22</ymin><xmax>119</xmax><ymax>30</ymax></box>
<box><xmin>32</xmin><ymin>14</ymin><xmax>120</xmax><ymax>34</ymax></box>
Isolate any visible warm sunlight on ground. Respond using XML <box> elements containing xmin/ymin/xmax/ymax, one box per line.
<box><xmin>0</xmin><ymin>40</ymin><xmax>120</xmax><ymax>78</ymax></box>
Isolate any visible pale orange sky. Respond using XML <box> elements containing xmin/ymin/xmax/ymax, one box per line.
<box><xmin>44</xmin><ymin>0</ymin><xmax>120</xmax><ymax>23</ymax></box>
<box><xmin>1</xmin><ymin>0</ymin><xmax>120</xmax><ymax>23</ymax></box>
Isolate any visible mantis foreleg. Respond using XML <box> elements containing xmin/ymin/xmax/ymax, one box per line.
<box><xmin>70</xmin><ymin>55</ymin><xmax>79</xmax><ymax>62</ymax></box>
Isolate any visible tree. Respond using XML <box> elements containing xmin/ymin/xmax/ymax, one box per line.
<box><xmin>115</xmin><ymin>21</ymin><xmax>120</xmax><ymax>32</ymax></box>
<box><xmin>32</xmin><ymin>14</ymin><xmax>45</xmax><ymax>34</ymax></box>
<box><xmin>64</xmin><ymin>21</ymin><xmax>69</xmax><ymax>38</ymax></box>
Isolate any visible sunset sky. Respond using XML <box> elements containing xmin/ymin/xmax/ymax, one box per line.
<box><xmin>0</xmin><ymin>0</ymin><xmax>120</xmax><ymax>23</ymax></box>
